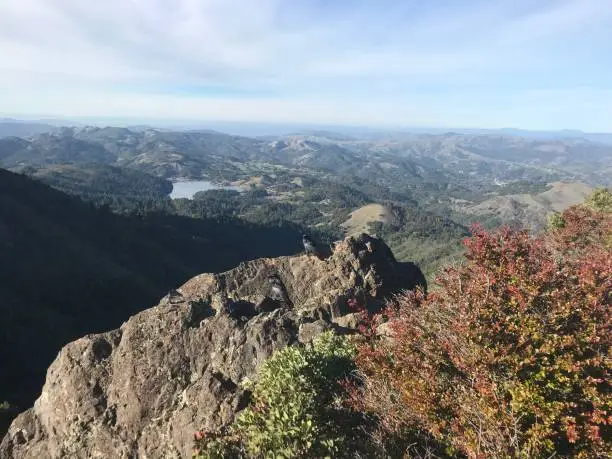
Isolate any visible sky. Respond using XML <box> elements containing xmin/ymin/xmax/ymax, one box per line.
<box><xmin>0</xmin><ymin>0</ymin><xmax>611</xmax><ymax>131</ymax></box>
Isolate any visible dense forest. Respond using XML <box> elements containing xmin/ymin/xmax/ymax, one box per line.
<box><xmin>14</xmin><ymin>162</ymin><xmax>470</xmax><ymax>276</ymax></box>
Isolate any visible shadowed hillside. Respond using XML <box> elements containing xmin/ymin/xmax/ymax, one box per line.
<box><xmin>0</xmin><ymin>168</ymin><xmax>303</xmax><ymax>423</ymax></box>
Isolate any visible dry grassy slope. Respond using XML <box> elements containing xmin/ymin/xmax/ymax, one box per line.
<box><xmin>459</xmin><ymin>182</ymin><xmax>594</xmax><ymax>230</ymax></box>
<box><xmin>536</xmin><ymin>182</ymin><xmax>594</xmax><ymax>211</ymax></box>
<box><xmin>232</xmin><ymin>175</ymin><xmax>266</xmax><ymax>188</ymax></box>
<box><xmin>341</xmin><ymin>204</ymin><xmax>390</xmax><ymax>236</ymax></box>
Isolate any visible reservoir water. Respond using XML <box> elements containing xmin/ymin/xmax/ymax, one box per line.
<box><xmin>170</xmin><ymin>180</ymin><xmax>242</xmax><ymax>199</ymax></box>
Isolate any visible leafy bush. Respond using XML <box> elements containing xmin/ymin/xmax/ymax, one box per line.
<box><xmin>349</xmin><ymin>200</ymin><xmax>611</xmax><ymax>458</ymax></box>
<box><xmin>584</xmin><ymin>187</ymin><xmax>612</xmax><ymax>213</ymax></box>
<box><xmin>547</xmin><ymin>211</ymin><xmax>566</xmax><ymax>230</ymax></box>
<box><xmin>194</xmin><ymin>332</ymin><xmax>371</xmax><ymax>458</ymax></box>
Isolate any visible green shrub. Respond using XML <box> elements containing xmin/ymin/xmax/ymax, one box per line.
<box><xmin>194</xmin><ymin>332</ymin><xmax>370</xmax><ymax>458</ymax></box>
<box><xmin>547</xmin><ymin>211</ymin><xmax>566</xmax><ymax>230</ymax></box>
<box><xmin>584</xmin><ymin>188</ymin><xmax>612</xmax><ymax>213</ymax></box>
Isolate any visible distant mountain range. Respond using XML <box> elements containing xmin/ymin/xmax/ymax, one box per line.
<box><xmin>0</xmin><ymin>119</ymin><xmax>59</xmax><ymax>138</ymax></box>
<box><xmin>2</xmin><ymin>117</ymin><xmax>611</xmax><ymax>144</ymax></box>
<box><xmin>1</xmin><ymin>124</ymin><xmax>610</xmax><ymax>189</ymax></box>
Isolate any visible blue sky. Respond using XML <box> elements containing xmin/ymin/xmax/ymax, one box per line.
<box><xmin>0</xmin><ymin>0</ymin><xmax>611</xmax><ymax>130</ymax></box>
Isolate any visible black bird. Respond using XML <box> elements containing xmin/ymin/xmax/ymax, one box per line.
<box><xmin>268</xmin><ymin>274</ymin><xmax>292</xmax><ymax>306</ymax></box>
<box><xmin>302</xmin><ymin>234</ymin><xmax>319</xmax><ymax>257</ymax></box>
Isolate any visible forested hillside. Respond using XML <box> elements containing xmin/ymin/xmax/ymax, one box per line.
<box><xmin>4</xmin><ymin>125</ymin><xmax>607</xmax><ymax>277</ymax></box>
<box><xmin>14</xmin><ymin>163</ymin><xmax>173</xmax><ymax>200</ymax></box>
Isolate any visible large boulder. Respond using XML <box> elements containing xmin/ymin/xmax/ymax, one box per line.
<box><xmin>1</xmin><ymin>234</ymin><xmax>425</xmax><ymax>458</ymax></box>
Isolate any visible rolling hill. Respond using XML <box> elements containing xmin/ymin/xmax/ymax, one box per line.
<box><xmin>454</xmin><ymin>181</ymin><xmax>595</xmax><ymax>230</ymax></box>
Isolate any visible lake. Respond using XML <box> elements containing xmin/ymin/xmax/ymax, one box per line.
<box><xmin>170</xmin><ymin>180</ymin><xmax>242</xmax><ymax>199</ymax></box>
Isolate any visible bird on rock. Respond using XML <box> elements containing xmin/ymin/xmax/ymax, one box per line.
<box><xmin>302</xmin><ymin>233</ymin><xmax>319</xmax><ymax>258</ymax></box>
<box><xmin>268</xmin><ymin>274</ymin><xmax>292</xmax><ymax>306</ymax></box>
<box><xmin>165</xmin><ymin>289</ymin><xmax>184</xmax><ymax>305</ymax></box>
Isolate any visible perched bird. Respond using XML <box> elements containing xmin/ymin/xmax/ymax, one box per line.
<box><xmin>165</xmin><ymin>288</ymin><xmax>184</xmax><ymax>305</ymax></box>
<box><xmin>302</xmin><ymin>234</ymin><xmax>319</xmax><ymax>257</ymax></box>
<box><xmin>268</xmin><ymin>274</ymin><xmax>292</xmax><ymax>306</ymax></box>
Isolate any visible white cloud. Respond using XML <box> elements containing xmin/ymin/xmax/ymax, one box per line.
<box><xmin>0</xmin><ymin>0</ymin><xmax>610</xmax><ymax>129</ymax></box>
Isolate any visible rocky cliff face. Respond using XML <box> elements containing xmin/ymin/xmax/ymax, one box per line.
<box><xmin>1</xmin><ymin>234</ymin><xmax>425</xmax><ymax>458</ymax></box>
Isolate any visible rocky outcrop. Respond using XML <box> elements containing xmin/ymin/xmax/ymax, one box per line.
<box><xmin>1</xmin><ymin>234</ymin><xmax>425</xmax><ymax>458</ymax></box>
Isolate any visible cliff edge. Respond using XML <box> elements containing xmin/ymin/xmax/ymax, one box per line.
<box><xmin>1</xmin><ymin>234</ymin><xmax>425</xmax><ymax>458</ymax></box>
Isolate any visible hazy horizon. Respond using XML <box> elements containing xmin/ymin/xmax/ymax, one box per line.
<box><xmin>3</xmin><ymin>115</ymin><xmax>612</xmax><ymax>139</ymax></box>
<box><xmin>1</xmin><ymin>1</ymin><xmax>610</xmax><ymax>131</ymax></box>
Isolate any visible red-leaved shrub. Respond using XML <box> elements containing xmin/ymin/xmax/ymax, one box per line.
<box><xmin>349</xmin><ymin>201</ymin><xmax>611</xmax><ymax>458</ymax></box>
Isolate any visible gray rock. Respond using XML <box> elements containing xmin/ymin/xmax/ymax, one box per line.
<box><xmin>333</xmin><ymin>312</ymin><xmax>363</xmax><ymax>330</ymax></box>
<box><xmin>298</xmin><ymin>320</ymin><xmax>331</xmax><ymax>344</ymax></box>
<box><xmin>1</xmin><ymin>234</ymin><xmax>424</xmax><ymax>458</ymax></box>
